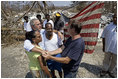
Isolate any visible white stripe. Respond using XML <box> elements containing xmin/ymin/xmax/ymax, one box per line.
<box><xmin>79</xmin><ymin>2</ymin><xmax>103</xmax><ymax>16</ymax></box>
<box><xmin>85</xmin><ymin>45</ymin><xmax>95</xmax><ymax>50</ymax></box>
<box><xmin>81</xmin><ymin>19</ymin><xmax>100</xmax><ymax>26</ymax></box>
<box><xmin>82</xmin><ymin>37</ymin><xmax>98</xmax><ymax>41</ymax></box>
<box><xmin>64</xmin><ymin>32</ymin><xmax>69</xmax><ymax>35</ymax></box>
<box><xmin>81</xmin><ymin>28</ymin><xmax>99</xmax><ymax>33</ymax></box>
<box><xmin>74</xmin><ymin>8</ymin><xmax>102</xmax><ymax>21</ymax></box>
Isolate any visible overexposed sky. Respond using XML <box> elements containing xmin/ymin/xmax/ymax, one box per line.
<box><xmin>52</xmin><ymin>1</ymin><xmax>71</xmax><ymax>6</ymax></box>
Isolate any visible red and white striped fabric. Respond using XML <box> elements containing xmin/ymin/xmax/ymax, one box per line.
<box><xmin>64</xmin><ymin>1</ymin><xmax>104</xmax><ymax>54</ymax></box>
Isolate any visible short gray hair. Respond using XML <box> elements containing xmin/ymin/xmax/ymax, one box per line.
<box><xmin>30</xmin><ymin>19</ymin><xmax>38</xmax><ymax>26</ymax></box>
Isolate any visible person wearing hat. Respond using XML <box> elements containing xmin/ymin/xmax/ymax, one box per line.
<box><xmin>54</xmin><ymin>13</ymin><xmax>64</xmax><ymax>35</ymax></box>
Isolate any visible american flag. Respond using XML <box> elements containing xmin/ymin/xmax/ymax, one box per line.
<box><xmin>64</xmin><ymin>1</ymin><xmax>104</xmax><ymax>54</ymax></box>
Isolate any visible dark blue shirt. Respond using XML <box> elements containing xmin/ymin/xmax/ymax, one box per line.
<box><xmin>61</xmin><ymin>37</ymin><xmax>85</xmax><ymax>72</ymax></box>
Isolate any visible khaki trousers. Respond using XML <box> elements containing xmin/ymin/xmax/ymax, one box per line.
<box><xmin>103</xmin><ymin>52</ymin><xmax>117</xmax><ymax>73</ymax></box>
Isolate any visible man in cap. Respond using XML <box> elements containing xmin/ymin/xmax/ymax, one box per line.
<box><xmin>54</xmin><ymin>13</ymin><xmax>64</xmax><ymax>35</ymax></box>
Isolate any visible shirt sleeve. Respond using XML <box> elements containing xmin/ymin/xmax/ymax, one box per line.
<box><xmin>67</xmin><ymin>43</ymin><xmax>83</xmax><ymax>61</ymax></box>
<box><xmin>24</xmin><ymin>40</ymin><xmax>34</xmax><ymax>52</ymax></box>
<box><xmin>101</xmin><ymin>23</ymin><xmax>111</xmax><ymax>38</ymax></box>
<box><xmin>57</xmin><ymin>35</ymin><xmax>63</xmax><ymax>46</ymax></box>
<box><xmin>101</xmin><ymin>27</ymin><xmax>107</xmax><ymax>38</ymax></box>
<box><xmin>43</xmin><ymin>20</ymin><xmax>46</xmax><ymax>28</ymax></box>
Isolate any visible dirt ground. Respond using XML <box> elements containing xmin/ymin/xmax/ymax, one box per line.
<box><xmin>1</xmin><ymin>40</ymin><xmax>117</xmax><ymax>78</ymax></box>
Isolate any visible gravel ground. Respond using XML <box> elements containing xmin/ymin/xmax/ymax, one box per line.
<box><xmin>1</xmin><ymin>40</ymin><xmax>117</xmax><ymax>78</ymax></box>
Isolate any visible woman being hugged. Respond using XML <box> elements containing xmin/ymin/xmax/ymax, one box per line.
<box><xmin>25</xmin><ymin>31</ymin><xmax>51</xmax><ymax>78</ymax></box>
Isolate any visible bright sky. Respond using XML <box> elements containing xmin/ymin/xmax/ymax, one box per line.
<box><xmin>52</xmin><ymin>1</ymin><xmax>71</xmax><ymax>6</ymax></box>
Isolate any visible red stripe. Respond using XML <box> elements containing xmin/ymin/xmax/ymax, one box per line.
<box><xmin>79</xmin><ymin>13</ymin><xmax>101</xmax><ymax>22</ymax></box>
<box><xmin>82</xmin><ymin>24</ymin><xmax>99</xmax><ymax>29</ymax></box>
<box><xmin>65</xmin><ymin>24</ymin><xmax>69</xmax><ymax>26</ymax></box>
<box><xmin>84</xmin><ymin>49</ymin><xmax>94</xmax><ymax>54</ymax></box>
<box><xmin>80</xmin><ymin>33</ymin><xmax>98</xmax><ymax>37</ymax></box>
<box><xmin>85</xmin><ymin>41</ymin><xmax>97</xmax><ymax>45</ymax></box>
<box><xmin>71</xmin><ymin>1</ymin><xmax>97</xmax><ymax>19</ymax></box>
<box><xmin>73</xmin><ymin>3</ymin><xmax>104</xmax><ymax>18</ymax></box>
<box><xmin>64</xmin><ymin>29</ymin><xmax>68</xmax><ymax>32</ymax></box>
<box><xmin>64</xmin><ymin>35</ymin><xmax>70</xmax><ymax>37</ymax></box>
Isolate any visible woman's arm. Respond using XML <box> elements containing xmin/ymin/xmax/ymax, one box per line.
<box><xmin>48</xmin><ymin>45</ymin><xmax>65</xmax><ymax>55</ymax></box>
<box><xmin>31</xmin><ymin>47</ymin><xmax>46</xmax><ymax>55</ymax></box>
<box><xmin>38</xmin><ymin>56</ymin><xmax>52</xmax><ymax>78</ymax></box>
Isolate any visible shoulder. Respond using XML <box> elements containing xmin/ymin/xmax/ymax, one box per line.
<box><xmin>24</xmin><ymin>39</ymin><xmax>32</xmax><ymax>46</ymax></box>
<box><xmin>52</xmin><ymin>32</ymin><xmax>58</xmax><ymax>38</ymax></box>
<box><xmin>24</xmin><ymin>39</ymin><xmax>31</xmax><ymax>44</ymax></box>
<box><xmin>107</xmin><ymin>22</ymin><xmax>113</xmax><ymax>28</ymax></box>
<box><xmin>40</xmin><ymin>29</ymin><xmax>45</xmax><ymax>32</ymax></box>
<box><xmin>43</xmin><ymin>20</ymin><xmax>47</xmax><ymax>23</ymax></box>
<box><xmin>74</xmin><ymin>38</ymin><xmax>85</xmax><ymax>46</ymax></box>
<box><xmin>40</xmin><ymin>29</ymin><xmax>45</xmax><ymax>34</ymax></box>
<box><xmin>50</xmin><ymin>20</ymin><xmax>53</xmax><ymax>22</ymax></box>
<box><xmin>53</xmin><ymin>32</ymin><xmax>57</xmax><ymax>36</ymax></box>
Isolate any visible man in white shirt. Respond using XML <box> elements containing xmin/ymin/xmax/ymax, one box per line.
<box><xmin>23</xmin><ymin>16</ymin><xmax>32</xmax><ymax>32</ymax></box>
<box><xmin>24</xmin><ymin>18</ymin><xmax>63</xmax><ymax>51</ymax></box>
<box><xmin>24</xmin><ymin>19</ymin><xmax>46</xmax><ymax>54</ymax></box>
<box><xmin>100</xmin><ymin>13</ymin><xmax>117</xmax><ymax>78</ymax></box>
<box><xmin>44</xmin><ymin>23</ymin><xmax>63</xmax><ymax>78</ymax></box>
<box><xmin>43</xmin><ymin>14</ymin><xmax>54</xmax><ymax>29</ymax></box>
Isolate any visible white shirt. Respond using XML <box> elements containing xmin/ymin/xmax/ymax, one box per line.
<box><xmin>43</xmin><ymin>32</ymin><xmax>63</xmax><ymax>51</ymax></box>
<box><xmin>43</xmin><ymin>20</ymin><xmax>54</xmax><ymax>28</ymax></box>
<box><xmin>24</xmin><ymin>29</ymin><xmax>45</xmax><ymax>52</ymax></box>
<box><xmin>101</xmin><ymin>22</ymin><xmax>117</xmax><ymax>54</ymax></box>
<box><xmin>24</xmin><ymin>21</ymin><xmax>32</xmax><ymax>32</ymax></box>
<box><xmin>24</xmin><ymin>40</ymin><xmax>34</xmax><ymax>52</ymax></box>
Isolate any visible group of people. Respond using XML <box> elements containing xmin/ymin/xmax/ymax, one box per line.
<box><xmin>23</xmin><ymin>12</ymin><xmax>117</xmax><ymax>78</ymax></box>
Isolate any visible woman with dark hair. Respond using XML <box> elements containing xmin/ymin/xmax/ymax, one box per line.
<box><xmin>25</xmin><ymin>31</ymin><xmax>51</xmax><ymax>78</ymax></box>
